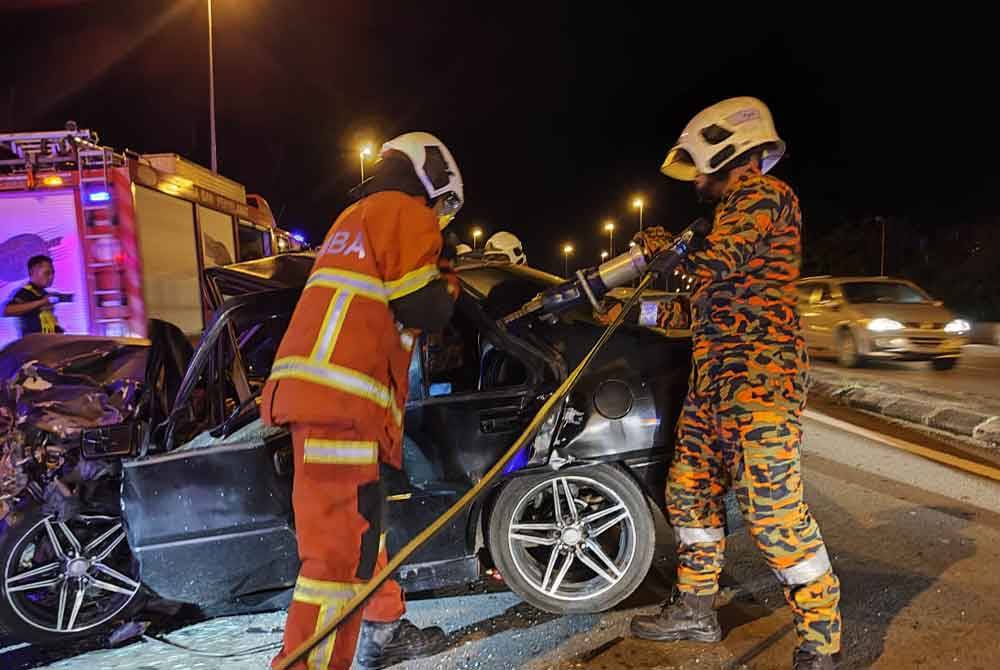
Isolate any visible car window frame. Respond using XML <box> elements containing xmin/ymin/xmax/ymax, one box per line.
<box><xmin>408</xmin><ymin>289</ymin><xmax>547</xmax><ymax>409</ymax></box>
<box><xmin>162</xmin><ymin>289</ymin><xmax>299</xmax><ymax>451</ymax></box>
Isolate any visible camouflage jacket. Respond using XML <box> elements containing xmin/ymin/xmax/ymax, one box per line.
<box><xmin>685</xmin><ymin>173</ymin><xmax>802</xmax><ymax>344</ymax></box>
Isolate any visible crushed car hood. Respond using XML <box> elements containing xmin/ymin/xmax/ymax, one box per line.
<box><xmin>1</xmin><ymin>335</ymin><xmax>149</xmax><ymax>513</ymax></box>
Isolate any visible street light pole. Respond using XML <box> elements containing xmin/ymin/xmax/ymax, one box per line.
<box><xmin>880</xmin><ymin>217</ymin><xmax>886</xmax><ymax>276</ymax></box>
<box><xmin>359</xmin><ymin>146</ymin><xmax>372</xmax><ymax>184</ymax></box>
<box><xmin>633</xmin><ymin>197</ymin><xmax>644</xmax><ymax>233</ymax></box>
<box><xmin>563</xmin><ymin>244</ymin><xmax>574</xmax><ymax>276</ymax></box>
<box><xmin>207</xmin><ymin>0</ymin><xmax>218</xmax><ymax>173</ymax></box>
<box><xmin>604</xmin><ymin>221</ymin><xmax>615</xmax><ymax>257</ymax></box>
<box><xmin>472</xmin><ymin>228</ymin><xmax>483</xmax><ymax>249</ymax></box>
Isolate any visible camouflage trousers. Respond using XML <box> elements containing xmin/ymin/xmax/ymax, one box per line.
<box><xmin>666</xmin><ymin>335</ymin><xmax>841</xmax><ymax>655</ymax></box>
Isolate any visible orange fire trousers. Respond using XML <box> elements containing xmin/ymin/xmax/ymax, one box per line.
<box><xmin>271</xmin><ymin>424</ymin><xmax>405</xmax><ymax>670</ymax></box>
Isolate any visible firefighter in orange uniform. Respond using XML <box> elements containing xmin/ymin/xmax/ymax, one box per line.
<box><xmin>262</xmin><ymin>132</ymin><xmax>464</xmax><ymax>670</ymax></box>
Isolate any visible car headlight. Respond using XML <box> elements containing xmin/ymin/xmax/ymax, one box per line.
<box><xmin>944</xmin><ymin>319</ymin><xmax>971</xmax><ymax>335</ymax></box>
<box><xmin>867</xmin><ymin>318</ymin><xmax>905</xmax><ymax>332</ymax></box>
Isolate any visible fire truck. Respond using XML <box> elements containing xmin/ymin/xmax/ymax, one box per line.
<box><xmin>0</xmin><ymin>125</ymin><xmax>303</xmax><ymax>347</ymax></box>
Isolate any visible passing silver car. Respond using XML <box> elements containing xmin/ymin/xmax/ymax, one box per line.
<box><xmin>795</xmin><ymin>276</ymin><xmax>971</xmax><ymax>370</ymax></box>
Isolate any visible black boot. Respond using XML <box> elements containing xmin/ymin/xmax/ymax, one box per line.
<box><xmin>793</xmin><ymin>648</ymin><xmax>837</xmax><ymax>670</ymax></box>
<box><xmin>355</xmin><ymin>619</ymin><xmax>448</xmax><ymax>670</ymax></box>
<box><xmin>630</xmin><ymin>591</ymin><xmax>722</xmax><ymax>643</ymax></box>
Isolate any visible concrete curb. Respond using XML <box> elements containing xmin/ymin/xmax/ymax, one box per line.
<box><xmin>807</xmin><ymin>371</ymin><xmax>1000</xmax><ymax>449</ymax></box>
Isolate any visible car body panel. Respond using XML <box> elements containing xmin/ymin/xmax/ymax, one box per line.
<box><xmin>121</xmin><ymin>424</ymin><xmax>297</xmax><ymax>605</ymax></box>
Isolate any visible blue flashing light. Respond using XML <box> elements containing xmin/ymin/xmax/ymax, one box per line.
<box><xmin>88</xmin><ymin>190</ymin><xmax>111</xmax><ymax>203</ymax></box>
<box><xmin>292</xmin><ymin>233</ymin><xmax>306</xmax><ymax>243</ymax></box>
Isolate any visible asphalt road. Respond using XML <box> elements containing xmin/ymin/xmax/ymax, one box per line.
<box><xmin>7</xmin><ymin>410</ymin><xmax>1000</xmax><ymax>670</ymax></box>
<box><xmin>812</xmin><ymin>344</ymin><xmax>1000</xmax><ymax>409</ymax></box>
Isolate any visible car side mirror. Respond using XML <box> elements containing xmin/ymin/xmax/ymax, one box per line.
<box><xmin>81</xmin><ymin>422</ymin><xmax>144</xmax><ymax>459</ymax></box>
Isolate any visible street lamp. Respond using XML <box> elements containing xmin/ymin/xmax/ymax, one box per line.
<box><xmin>207</xmin><ymin>0</ymin><xmax>218</xmax><ymax>172</ymax></box>
<box><xmin>472</xmin><ymin>228</ymin><xmax>483</xmax><ymax>249</ymax></box>
<box><xmin>359</xmin><ymin>145</ymin><xmax>373</xmax><ymax>183</ymax></box>
<box><xmin>600</xmin><ymin>251</ymin><xmax>609</xmax><ymax>262</ymax></box>
<box><xmin>604</xmin><ymin>221</ymin><xmax>615</xmax><ymax>257</ymax></box>
<box><xmin>632</xmin><ymin>197</ymin><xmax>644</xmax><ymax>233</ymax></box>
<box><xmin>563</xmin><ymin>244</ymin><xmax>574</xmax><ymax>276</ymax></box>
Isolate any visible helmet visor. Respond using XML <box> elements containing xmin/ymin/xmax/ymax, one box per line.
<box><xmin>660</xmin><ymin>147</ymin><xmax>699</xmax><ymax>181</ymax></box>
<box><xmin>433</xmin><ymin>192</ymin><xmax>462</xmax><ymax>229</ymax></box>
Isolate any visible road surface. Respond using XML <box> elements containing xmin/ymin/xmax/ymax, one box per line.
<box><xmin>813</xmin><ymin>344</ymin><xmax>1000</xmax><ymax>408</ymax></box>
<box><xmin>6</xmin><ymin>409</ymin><xmax>1000</xmax><ymax>670</ymax></box>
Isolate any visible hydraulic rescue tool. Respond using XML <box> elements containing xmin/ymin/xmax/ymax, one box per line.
<box><xmin>502</xmin><ymin>219</ymin><xmax>710</xmax><ymax>324</ymax></box>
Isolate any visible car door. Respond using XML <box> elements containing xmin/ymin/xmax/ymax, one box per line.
<box><xmin>121</xmin><ymin>292</ymin><xmax>299</xmax><ymax>607</ymax></box>
<box><xmin>385</xmin><ymin>297</ymin><xmax>545</xmax><ymax>592</ymax></box>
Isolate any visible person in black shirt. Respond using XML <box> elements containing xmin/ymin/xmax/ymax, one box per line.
<box><xmin>3</xmin><ymin>255</ymin><xmax>68</xmax><ymax>336</ymax></box>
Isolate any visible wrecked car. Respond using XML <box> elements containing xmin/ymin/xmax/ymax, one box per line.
<box><xmin>0</xmin><ymin>252</ymin><xmax>717</xmax><ymax>644</ymax></box>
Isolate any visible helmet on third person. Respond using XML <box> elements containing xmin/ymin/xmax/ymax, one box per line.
<box><xmin>380</xmin><ymin>132</ymin><xmax>464</xmax><ymax>228</ymax></box>
<box><xmin>483</xmin><ymin>231</ymin><xmax>526</xmax><ymax>265</ymax></box>
<box><xmin>660</xmin><ymin>97</ymin><xmax>785</xmax><ymax>182</ymax></box>
<box><xmin>455</xmin><ymin>243</ymin><xmax>473</xmax><ymax>255</ymax></box>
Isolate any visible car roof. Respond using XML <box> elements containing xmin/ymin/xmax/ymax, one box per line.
<box><xmin>205</xmin><ymin>252</ymin><xmax>318</xmax><ymax>292</ymax></box>
<box><xmin>206</xmin><ymin>252</ymin><xmax>561</xmax><ymax>296</ymax></box>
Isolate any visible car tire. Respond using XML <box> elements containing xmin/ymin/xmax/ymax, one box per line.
<box><xmin>488</xmin><ymin>464</ymin><xmax>655</xmax><ymax>614</ymax></box>
<box><xmin>0</xmin><ymin>503</ymin><xmax>144</xmax><ymax>645</ymax></box>
<box><xmin>932</xmin><ymin>357</ymin><xmax>958</xmax><ymax>371</ymax></box>
<box><xmin>836</xmin><ymin>329</ymin><xmax>861</xmax><ymax>368</ymax></box>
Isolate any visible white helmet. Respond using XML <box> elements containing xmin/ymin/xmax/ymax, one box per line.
<box><xmin>381</xmin><ymin>131</ymin><xmax>464</xmax><ymax>228</ymax></box>
<box><xmin>483</xmin><ymin>231</ymin><xmax>526</xmax><ymax>265</ymax></box>
<box><xmin>455</xmin><ymin>243</ymin><xmax>473</xmax><ymax>255</ymax></box>
<box><xmin>660</xmin><ymin>97</ymin><xmax>785</xmax><ymax>181</ymax></box>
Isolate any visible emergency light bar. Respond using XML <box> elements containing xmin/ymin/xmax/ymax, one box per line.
<box><xmin>88</xmin><ymin>190</ymin><xmax>111</xmax><ymax>203</ymax></box>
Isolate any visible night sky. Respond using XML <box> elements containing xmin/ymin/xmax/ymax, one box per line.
<box><xmin>2</xmin><ymin>2</ymin><xmax>994</xmax><ymax>277</ymax></box>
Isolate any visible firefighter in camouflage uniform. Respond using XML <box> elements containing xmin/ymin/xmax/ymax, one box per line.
<box><xmin>630</xmin><ymin>98</ymin><xmax>841</xmax><ymax>670</ymax></box>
